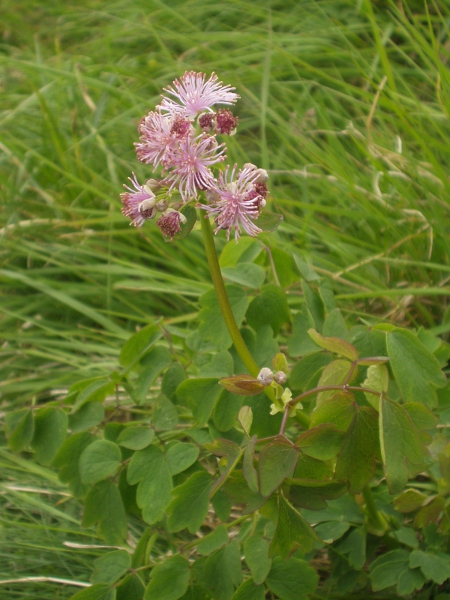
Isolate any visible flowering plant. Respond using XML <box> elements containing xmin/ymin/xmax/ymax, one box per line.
<box><xmin>7</xmin><ymin>72</ymin><xmax>449</xmax><ymax>600</ymax></box>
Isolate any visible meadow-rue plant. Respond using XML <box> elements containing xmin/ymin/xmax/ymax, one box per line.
<box><xmin>7</xmin><ymin>71</ymin><xmax>449</xmax><ymax>600</ymax></box>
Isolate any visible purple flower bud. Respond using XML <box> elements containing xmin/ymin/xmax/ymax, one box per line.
<box><xmin>274</xmin><ymin>371</ymin><xmax>287</xmax><ymax>385</ymax></box>
<box><xmin>257</xmin><ymin>367</ymin><xmax>274</xmax><ymax>387</ymax></box>
<box><xmin>215</xmin><ymin>109</ymin><xmax>239</xmax><ymax>135</ymax></box>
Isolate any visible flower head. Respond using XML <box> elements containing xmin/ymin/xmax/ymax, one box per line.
<box><xmin>120</xmin><ymin>173</ymin><xmax>157</xmax><ymax>227</ymax></box>
<box><xmin>201</xmin><ymin>164</ymin><xmax>267</xmax><ymax>240</ymax></box>
<box><xmin>156</xmin><ymin>208</ymin><xmax>187</xmax><ymax>240</ymax></box>
<box><xmin>163</xmin><ymin>134</ymin><xmax>226</xmax><ymax>202</ymax></box>
<box><xmin>160</xmin><ymin>71</ymin><xmax>239</xmax><ymax>118</ymax></box>
<box><xmin>136</xmin><ymin>110</ymin><xmax>191</xmax><ymax>167</ymax></box>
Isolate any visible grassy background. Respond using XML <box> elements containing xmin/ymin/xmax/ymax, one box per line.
<box><xmin>1</xmin><ymin>0</ymin><xmax>449</xmax><ymax>596</ymax></box>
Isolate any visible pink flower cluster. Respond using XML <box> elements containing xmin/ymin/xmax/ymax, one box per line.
<box><xmin>121</xmin><ymin>71</ymin><xmax>269</xmax><ymax>240</ymax></box>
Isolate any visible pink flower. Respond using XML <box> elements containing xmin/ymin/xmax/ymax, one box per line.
<box><xmin>160</xmin><ymin>71</ymin><xmax>239</xmax><ymax>118</ymax></box>
<box><xmin>120</xmin><ymin>173</ymin><xmax>157</xmax><ymax>227</ymax></box>
<box><xmin>135</xmin><ymin>110</ymin><xmax>191</xmax><ymax>167</ymax></box>
<box><xmin>163</xmin><ymin>134</ymin><xmax>226</xmax><ymax>202</ymax></box>
<box><xmin>201</xmin><ymin>165</ymin><xmax>267</xmax><ymax>240</ymax></box>
<box><xmin>156</xmin><ymin>209</ymin><xmax>187</xmax><ymax>240</ymax></box>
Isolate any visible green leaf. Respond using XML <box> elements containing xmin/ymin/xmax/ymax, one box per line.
<box><xmin>296</xmin><ymin>424</ymin><xmax>345</xmax><ymax>460</ymax></box>
<box><xmin>363</xmin><ymin>364</ymin><xmax>389</xmax><ymax>410</ymax></box>
<box><xmin>310</xmin><ymin>393</ymin><xmax>356</xmax><ymax>431</ymax></box>
<box><xmin>413</xmin><ymin>495</ymin><xmax>445</xmax><ymax>528</ymax></box>
<box><xmin>205</xmin><ymin>439</ymin><xmax>243</xmax><ymax>495</ymax></box>
<box><xmin>166</xmin><ymin>443</ymin><xmax>199</xmax><ymax>476</ymax></box>
<box><xmin>132</xmin><ymin>346</ymin><xmax>172</xmax><ymax>404</ymax></box>
<box><xmin>214</xmin><ymin>391</ymin><xmax>243</xmax><ymax>432</ymax></box>
<box><xmin>253</xmin><ymin>211</ymin><xmax>283</xmax><ymax>232</ymax></box>
<box><xmin>127</xmin><ymin>445</ymin><xmax>172</xmax><ymax>524</ymax></box>
<box><xmin>316</xmin><ymin>359</ymin><xmax>354</xmax><ymax>406</ymax></box>
<box><xmin>82</xmin><ymin>480</ymin><xmax>127</xmax><ymax>544</ymax></box>
<box><xmin>335</xmin><ymin>527</ymin><xmax>366</xmax><ymax>569</ymax></box>
<box><xmin>70</xmin><ymin>584</ymin><xmax>116</xmax><ymax>600</ymax></box>
<box><xmin>246</xmin><ymin>284</ymin><xmax>290</xmax><ymax>335</ymax></box>
<box><xmin>91</xmin><ymin>550</ymin><xmax>131</xmax><ymax>585</ymax></box>
<box><xmin>176</xmin><ymin>378</ymin><xmax>222</xmax><ymax>427</ymax></box>
<box><xmin>270</xmin><ymin>496</ymin><xmax>320</xmax><ymax>559</ymax></box>
<box><xmin>79</xmin><ymin>440</ymin><xmax>121</xmax><ymax>485</ymax></box>
<box><xmin>289</xmin><ymin>352</ymin><xmax>332</xmax><ymax>391</ymax></box>
<box><xmin>202</xmin><ymin>542</ymin><xmax>242</xmax><ymax>600</ymax></box>
<box><xmin>162</xmin><ymin>363</ymin><xmax>186</xmax><ymax>401</ymax></box>
<box><xmin>30</xmin><ymin>407</ymin><xmax>68</xmax><ymax>466</ymax></box>
<box><xmin>293</xmin><ymin>255</ymin><xmax>321</xmax><ymax>282</ymax></box>
<box><xmin>393</xmin><ymin>489</ymin><xmax>428</xmax><ymax>513</ymax></box>
<box><xmin>302</xmin><ymin>282</ymin><xmax>325</xmax><ymax>331</ymax></box>
<box><xmin>167</xmin><ymin>471</ymin><xmax>212</xmax><ymax>533</ymax></box>
<box><xmin>5</xmin><ymin>408</ymin><xmax>34</xmax><ymax>452</ymax></box>
<box><xmin>335</xmin><ymin>406</ymin><xmax>379</xmax><ymax>493</ymax></box>
<box><xmin>397</xmin><ymin>568</ymin><xmax>426</xmax><ymax>596</ymax></box>
<box><xmin>271</xmin><ymin>247</ymin><xmax>295</xmax><ymax>289</ymax></box>
<box><xmin>287</xmin><ymin>479</ymin><xmax>348</xmax><ymax>511</ymax></box>
<box><xmin>314</xmin><ymin>521</ymin><xmax>350</xmax><ymax>543</ymax></box>
<box><xmin>404</xmin><ymin>402</ymin><xmax>438</xmax><ymax>431</ymax></box>
<box><xmin>116</xmin><ymin>574</ymin><xmax>146</xmax><ymax>600</ymax></box>
<box><xmin>307</xmin><ymin>329</ymin><xmax>358</xmax><ymax>361</ymax></box>
<box><xmin>380</xmin><ymin>397</ymin><xmax>428</xmax><ymax>494</ymax></box>
<box><xmin>387</xmin><ymin>328</ymin><xmax>447</xmax><ymax>408</ymax></box>
<box><xmin>244</xmin><ymin>536</ymin><xmax>272</xmax><ymax>585</ymax></box>
<box><xmin>243</xmin><ymin>436</ymin><xmax>259</xmax><ymax>493</ymax></box>
<box><xmin>52</xmin><ymin>431</ymin><xmax>94</xmax><ymax>497</ymax></box>
<box><xmin>259</xmin><ymin>437</ymin><xmax>298</xmax><ymax>497</ymax></box>
<box><xmin>370</xmin><ymin>549</ymin><xmax>410</xmax><ymax>591</ymax></box>
<box><xmin>171</xmin><ymin>204</ymin><xmax>197</xmax><ymax>241</ymax></box>
<box><xmin>266</xmin><ymin>557</ymin><xmax>319</xmax><ymax>600</ymax></box>
<box><xmin>145</xmin><ymin>555</ymin><xmax>190</xmax><ymax>600</ymax></box>
<box><xmin>293</xmin><ymin>453</ymin><xmax>332</xmax><ymax>480</ymax></box>
<box><xmin>349</xmin><ymin>326</ymin><xmax>387</xmax><ymax>357</ymax></box>
<box><xmin>219</xmin><ymin>237</ymin><xmax>263</xmax><ymax>267</ymax></box>
<box><xmin>187</xmin><ymin>286</ymin><xmax>248</xmax><ymax>353</ymax></box>
<box><xmin>197</xmin><ymin>524</ymin><xmax>229</xmax><ymax>556</ymax></box>
<box><xmin>119</xmin><ymin>324</ymin><xmax>161</xmax><ymax>369</ymax></box>
<box><xmin>238</xmin><ymin>406</ymin><xmax>253</xmax><ymax>437</ymax></box>
<box><xmin>221</xmin><ymin>262</ymin><xmax>266</xmax><ymax>289</ymax></box>
<box><xmin>323</xmin><ymin>309</ymin><xmax>347</xmax><ymax>338</ymax></box>
<box><xmin>409</xmin><ymin>549</ymin><xmax>450</xmax><ymax>584</ymax></box>
<box><xmin>288</xmin><ymin>308</ymin><xmax>320</xmax><ymax>357</ymax></box>
<box><xmin>117</xmin><ymin>426</ymin><xmax>154</xmax><ymax>450</ymax></box>
<box><xmin>71</xmin><ymin>379</ymin><xmax>115</xmax><ymax>412</ymax></box>
<box><xmin>244</xmin><ymin>395</ymin><xmax>282</xmax><ymax>439</ymax></box>
<box><xmin>69</xmin><ymin>402</ymin><xmax>105</xmax><ymax>433</ymax></box>
<box><xmin>231</xmin><ymin>579</ymin><xmax>265</xmax><ymax>600</ymax></box>
<box><xmin>153</xmin><ymin>395</ymin><xmax>179</xmax><ymax>430</ymax></box>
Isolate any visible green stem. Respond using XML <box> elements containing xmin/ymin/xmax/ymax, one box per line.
<box><xmin>200</xmin><ymin>211</ymin><xmax>260</xmax><ymax>377</ymax></box>
<box><xmin>362</xmin><ymin>485</ymin><xmax>388</xmax><ymax>536</ymax></box>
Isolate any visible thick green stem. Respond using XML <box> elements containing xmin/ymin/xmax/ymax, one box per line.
<box><xmin>362</xmin><ymin>485</ymin><xmax>389</xmax><ymax>536</ymax></box>
<box><xmin>200</xmin><ymin>211</ymin><xmax>260</xmax><ymax>377</ymax></box>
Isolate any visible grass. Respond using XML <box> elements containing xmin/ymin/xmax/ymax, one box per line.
<box><xmin>1</xmin><ymin>0</ymin><xmax>449</xmax><ymax>596</ymax></box>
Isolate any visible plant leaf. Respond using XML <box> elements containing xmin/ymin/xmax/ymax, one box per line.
<box><xmin>259</xmin><ymin>437</ymin><xmax>298</xmax><ymax>497</ymax></box>
<box><xmin>79</xmin><ymin>440</ymin><xmax>121</xmax><ymax>485</ymax></box>
<box><xmin>167</xmin><ymin>471</ymin><xmax>212</xmax><ymax>533</ymax></box>
<box><xmin>387</xmin><ymin>328</ymin><xmax>447</xmax><ymax>408</ymax></box>
<box><xmin>270</xmin><ymin>496</ymin><xmax>320</xmax><ymax>558</ymax></box>
<box><xmin>266</xmin><ymin>557</ymin><xmax>318</xmax><ymax>600</ymax></box>
<box><xmin>145</xmin><ymin>555</ymin><xmax>190</xmax><ymax>600</ymax></box>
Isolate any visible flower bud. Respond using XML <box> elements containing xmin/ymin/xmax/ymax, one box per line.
<box><xmin>156</xmin><ymin>199</ymin><xmax>169</xmax><ymax>212</ymax></box>
<box><xmin>257</xmin><ymin>367</ymin><xmax>274</xmax><ymax>387</ymax></box>
<box><xmin>274</xmin><ymin>371</ymin><xmax>287</xmax><ymax>385</ymax></box>
<box><xmin>254</xmin><ymin>168</ymin><xmax>269</xmax><ymax>184</ymax></box>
